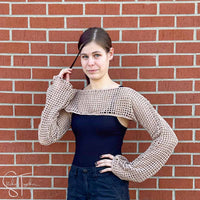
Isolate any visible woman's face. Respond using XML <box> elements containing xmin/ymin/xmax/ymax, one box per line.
<box><xmin>80</xmin><ymin>41</ymin><xmax>114</xmax><ymax>82</ymax></box>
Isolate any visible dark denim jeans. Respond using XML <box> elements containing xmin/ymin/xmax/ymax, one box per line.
<box><xmin>67</xmin><ymin>165</ymin><xmax>130</xmax><ymax>200</ymax></box>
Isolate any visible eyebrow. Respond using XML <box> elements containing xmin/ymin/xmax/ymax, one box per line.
<box><xmin>80</xmin><ymin>51</ymin><xmax>102</xmax><ymax>56</ymax></box>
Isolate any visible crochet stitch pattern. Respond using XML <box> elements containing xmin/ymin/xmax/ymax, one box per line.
<box><xmin>38</xmin><ymin>75</ymin><xmax>178</xmax><ymax>182</ymax></box>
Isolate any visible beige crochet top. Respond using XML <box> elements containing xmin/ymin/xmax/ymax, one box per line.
<box><xmin>38</xmin><ymin>75</ymin><xmax>178</xmax><ymax>183</ymax></box>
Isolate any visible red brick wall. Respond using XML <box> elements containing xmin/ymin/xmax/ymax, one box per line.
<box><xmin>0</xmin><ymin>1</ymin><xmax>199</xmax><ymax>200</ymax></box>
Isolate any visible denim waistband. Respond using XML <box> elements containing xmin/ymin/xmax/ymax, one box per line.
<box><xmin>70</xmin><ymin>164</ymin><xmax>110</xmax><ymax>176</ymax></box>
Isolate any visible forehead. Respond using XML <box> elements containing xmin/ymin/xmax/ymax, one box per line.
<box><xmin>81</xmin><ymin>41</ymin><xmax>105</xmax><ymax>54</ymax></box>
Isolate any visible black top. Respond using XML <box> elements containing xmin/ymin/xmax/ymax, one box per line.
<box><xmin>71</xmin><ymin>113</ymin><xmax>127</xmax><ymax>167</ymax></box>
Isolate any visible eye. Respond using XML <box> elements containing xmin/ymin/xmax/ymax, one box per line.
<box><xmin>94</xmin><ymin>54</ymin><xmax>101</xmax><ymax>58</ymax></box>
<box><xmin>81</xmin><ymin>55</ymin><xmax>88</xmax><ymax>59</ymax></box>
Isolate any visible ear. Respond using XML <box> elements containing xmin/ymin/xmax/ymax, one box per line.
<box><xmin>108</xmin><ymin>47</ymin><xmax>114</xmax><ymax>61</ymax></box>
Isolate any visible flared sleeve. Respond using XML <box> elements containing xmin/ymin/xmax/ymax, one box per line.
<box><xmin>38</xmin><ymin>75</ymin><xmax>77</xmax><ymax>146</ymax></box>
<box><xmin>111</xmin><ymin>90</ymin><xmax>178</xmax><ymax>182</ymax></box>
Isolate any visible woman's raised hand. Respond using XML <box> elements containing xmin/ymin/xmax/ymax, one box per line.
<box><xmin>58</xmin><ymin>68</ymin><xmax>72</xmax><ymax>82</ymax></box>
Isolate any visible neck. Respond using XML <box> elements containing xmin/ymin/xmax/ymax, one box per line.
<box><xmin>88</xmin><ymin>75</ymin><xmax>114</xmax><ymax>90</ymax></box>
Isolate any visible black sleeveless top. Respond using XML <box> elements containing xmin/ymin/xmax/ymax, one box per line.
<box><xmin>71</xmin><ymin>113</ymin><xmax>127</xmax><ymax>167</ymax></box>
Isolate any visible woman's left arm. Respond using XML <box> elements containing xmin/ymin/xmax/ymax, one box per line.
<box><xmin>110</xmin><ymin>90</ymin><xmax>178</xmax><ymax>182</ymax></box>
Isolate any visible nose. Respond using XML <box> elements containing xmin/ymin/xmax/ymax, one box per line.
<box><xmin>88</xmin><ymin>57</ymin><xmax>95</xmax><ymax>66</ymax></box>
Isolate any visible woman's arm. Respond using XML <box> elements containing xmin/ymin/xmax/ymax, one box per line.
<box><xmin>111</xmin><ymin>90</ymin><xmax>178</xmax><ymax>182</ymax></box>
<box><xmin>38</xmin><ymin>75</ymin><xmax>76</xmax><ymax>146</ymax></box>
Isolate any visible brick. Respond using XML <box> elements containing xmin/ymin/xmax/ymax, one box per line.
<box><xmin>0</xmin><ymin>0</ymin><xmax>25</xmax><ymax>1</ymax></box>
<box><xmin>196</xmin><ymin>130</ymin><xmax>200</xmax><ymax>140</ymax></box>
<box><xmin>130</xmin><ymin>179</ymin><xmax>157</xmax><ymax>189</ymax></box>
<box><xmin>49</xmin><ymin>30</ymin><xmax>82</xmax><ymax>41</ymax></box>
<box><xmin>176</xmin><ymin>118</ymin><xmax>200</xmax><ymax>128</ymax></box>
<box><xmin>0</xmin><ymin>118</ymin><xmax>31</xmax><ymax>128</ymax></box>
<box><xmin>140</xmin><ymin>68</ymin><xmax>174</xmax><ymax>79</ymax></box>
<box><xmin>196</xmin><ymin>105</ymin><xmax>200</xmax><ymax>115</ymax></box>
<box><xmin>197</xmin><ymin>55</ymin><xmax>200</xmax><ymax>65</ymax></box>
<box><xmin>123</xmin><ymin>30</ymin><xmax>156</xmax><ymax>41</ymax></box>
<box><xmin>0</xmin><ymin>55</ymin><xmax>10</xmax><ymax>66</ymax></box>
<box><xmin>0</xmin><ymin>155</ymin><xmax>14</xmax><ymax>164</ymax></box>
<box><xmin>67</xmin><ymin>17</ymin><xmax>101</xmax><ymax>28</ymax></box>
<box><xmin>30</xmin><ymin>17</ymin><xmax>64</xmax><ymax>28</ymax></box>
<box><xmin>177</xmin><ymin>68</ymin><xmax>200</xmax><ymax>78</ymax></box>
<box><xmin>50</xmin><ymin>55</ymin><xmax>80</xmax><ymax>67</ymax></box>
<box><xmin>140</xmin><ymin>43</ymin><xmax>174</xmax><ymax>53</ymax></box>
<box><xmin>196</xmin><ymin>179</ymin><xmax>200</xmax><ymax>188</ymax></box>
<box><xmin>14</xmin><ymin>56</ymin><xmax>47</xmax><ymax>67</ymax></box>
<box><xmin>122</xmin><ymin>143</ymin><xmax>137</xmax><ymax>153</ymax></box>
<box><xmin>158</xmin><ymin>105</ymin><xmax>192</xmax><ymax>116</ymax></box>
<box><xmin>155</xmin><ymin>166</ymin><xmax>172</xmax><ymax>177</ymax></box>
<box><xmin>159</xmin><ymin>178</ymin><xmax>193</xmax><ymax>189</ymax></box>
<box><xmin>52</xmin><ymin>154</ymin><xmax>74</xmax><ymax>164</ymax></box>
<box><xmin>176</xmin><ymin>191</ymin><xmax>200</xmax><ymax>200</ymax></box>
<box><xmin>195</xmin><ymin>81</ymin><xmax>200</xmax><ymax>91</ymax></box>
<box><xmin>34</xmin><ymin>142</ymin><xmax>67</xmax><ymax>152</ymax></box>
<box><xmin>15</xmin><ymin>105</ymin><xmax>43</xmax><ymax>116</ymax></box>
<box><xmin>159</xmin><ymin>29</ymin><xmax>193</xmax><ymax>40</ymax></box>
<box><xmin>177</xmin><ymin>16</ymin><xmax>200</xmax><ymax>27</ymax></box>
<box><xmin>31</xmin><ymin>94</ymin><xmax>44</xmax><ymax>107</ymax></box>
<box><xmin>0</xmin><ymin>81</ymin><xmax>12</xmax><ymax>91</ymax></box>
<box><xmin>123</xmin><ymin>3</ymin><xmax>157</xmax><ymax>15</ymax></box>
<box><xmin>20</xmin><ymin>177</ymin><xmax>51</xmax><ymax>188</ymax></box>
<box><xmin>194</xmin><ymin>155</ymin><xmax>200</xmax><ymax>165</ymax></box>
<box><xmin>31</xmin><ymin>43</ymin><xmax>65</xmax><ymax>54</ymax></box>
<box><xmin>15</xmin><ymin>81</ymin><xmax>48</xmax><ymax>91</ymax></box>
<box><xmin>0</xmin><ymin>42</ymin><xmax>29</xmax><ymax>53</ymax></box>
<box><xmin>112</xmin><ymin>43</ymin><xmax>137</xmax><ymax>54</ymax></box>
<box><xmin>166</xmin><ymin>154</ymin><xmax>191</xmax><ymax>165</ymax></box>
<box><xmin>17</xmin><ymin>130</ymin><xmax>38</xmax><ymax>140</ymax></box>
<box><xmin>175</xmin><ymin>143</ymin><xmax>200</xmax><ymax>153</ymax></box>
<box><xmin>176</xmin><ymin>167</ymin><xmax>200</xmax><ymax>177</ymax></box>
<box><xmin>104</xmin><ymin>17</ymin><xmax>137</xmax><ymax>28</ymax></box>
<box><xmin>177</xmin><ymin>43</ymin><xmax>200</xmax><ymax>53</ymax></box>
<box><xmin>34</xmin><ymin>166</ymin><xmax>66</xmax><ymax>176</ymax></box>
<box><xmin>160</xmin><ymin>3</ymin><xmax>194</xmax><ymax>14</ymax></box>
<box><xmin>0</xmin><ymin>105</ymin><xmax>13</xmax><ymax>115</ymax></box>
<box><xmin>158</xmin><ymin>80</ymin><xmax>192</xmax><ymax>91</ymax></box>
<box><xmin>29</xmin><ymin>0</ymin><xmax>61</xmax><ymax>1</ymax></box>
<box><xmin>0</xmin><ymin>92</ymin><xmax>32</xmax><ymax>104</ymax></box>
<box><xmin>86</xmin><ymin>4</ymin><xmax>119</xmax><ymax>15</ymax></box>
<box><xmin>0</xmin><ymin>68</ymin><xmax>30</xmax><ymax>79</ymax></box>
<box><xmin>140</xmin><ymin>16</ymin><xmax>174</xmax><ymax>27</ymax></box>
<box><xmin>110</xmin><ymin>68</ymin><xmax>138</xmax><ymax>79</ymax></box>
<box><xmin>0</xmin><ymin>3</ymin><xmax>9</xmax><ymax>14</ymax></box>
<box><xmin>175</xmin><ymin>130</ymin><xmax>193</xmax><ymax>141</ymax></box>
<box><xmin>140</xmin><ymin>190</ymin><xmax>172</xmax><ymax>200</ymax></box>
<box><xmin>54</xmin><ymin>178</ymin><xmax>68</xmax><ymax>188</ymax></box>
<box><xmin>0</xmin><ymin>189</ymin><xmax>31</xmax><ymax>199</ymax></box>
<box><xmin>197</xmin><ymin>30</ymin><xmax>200</xmax><ymax>40</ymax></box>
<box><xmin>122</xmin><ymin>56</ymin><xmax>156</xmax><ymax>67</ymax></box>
<box><xmin>0</xmin><ymin>17</ymin><xmax>27</xmax><ymax>28</ymax></box>
<box><xmin>124</xmin><ymin>130</ymin><xmax>151</xmax><ymax>141</ymax></box>
<box><xmin>159</xmin><ymin>55</ymin><xmax>193</xmax><ymax>66</ymax></box>
<box><xmin>0</xmin><ymin>143</ymin><xmax>32</xmax><ymax>153</ymax></box>
<box><xmin>0</xmin><ymin>130</ymin><xmax>15</xmax><ymax>140</ymax></box>
<box><xmin>12</xmin><ymin>4</ymin><xmax>46</xmax><ymax>15</ymax></box>
<box><xmin>16</xmin><ymin>154</ymin><xmax>49</xmax><ymax>164</ymax></box>
<box><xmin>49</xmin><ymin>4</ymin><xmax>82</xmax><ymax>15</ymax></box>
<box><xmin>0</xmin><ymin>30</ymin><xmax>9</xmax><ymax>40</ymax></box>
<box><xmin>144</xmin><ymin>93</ymin><xmax>174</xmax><ymax>104</ymax></box>
<box><xmin>12</xmin><ymin>30</ymin><xmax>46</xmax><ymax>41</ymax></box>
<box><xmin>123</xmin><ymin>81</ymin><xmax>156</xmax><ymax>92</ymax></box>
<box><xmin>33</xmin><ymin>189</ymin><xmax>66</xmax><ymax>199</ymax></box>
<box><xmin>176</xmin><ymin>93</ymin><xmax>200</xmax><ymax>104</ymax></box>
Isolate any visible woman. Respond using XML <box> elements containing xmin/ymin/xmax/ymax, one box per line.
<box><xmin>38</xmin><ymin>27</ymin><xmax>178</xmax><ymax>200</ymax></box>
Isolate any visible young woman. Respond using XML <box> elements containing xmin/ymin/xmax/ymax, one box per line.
<box><xmin>38</xmin><ymin>27</ymin><xmax>178</xmax><ymax>200</ymax></box>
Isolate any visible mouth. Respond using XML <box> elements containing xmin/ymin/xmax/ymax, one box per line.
<box><xmin>87</xmin><ymin>69</ymin><xmax>99</xmax><ymax>73</ymax></box>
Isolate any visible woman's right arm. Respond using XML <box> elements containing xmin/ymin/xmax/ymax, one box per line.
<box><xmin>38</xmin><ymin>68</ymin><xmax>76</xmax><ymax>146</ymax></box>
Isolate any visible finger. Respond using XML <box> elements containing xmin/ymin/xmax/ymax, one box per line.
<box><xmin>100</xmin><ymin>154</ymin><xmax>114</xmax><ymax>160</ymax></box>
<box><xmin>100</xmin><ymin>167</ymin><xmax>112</xmax><ymax>173</ymax></box>
<box><xmin>96</xmin><ymin>159</ymin><xmax>112</xmax><ymax>167</ymax></box>
<box><xmin>66</xmin><ymin>73</ymin><xmax>70</xmax><ymax>82</ymax></box>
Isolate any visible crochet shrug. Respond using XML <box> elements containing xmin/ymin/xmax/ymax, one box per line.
<box><xmin>38</xmin><ymin>75</ymin><xmax>178</xmax><ymax>183</ymax></box>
